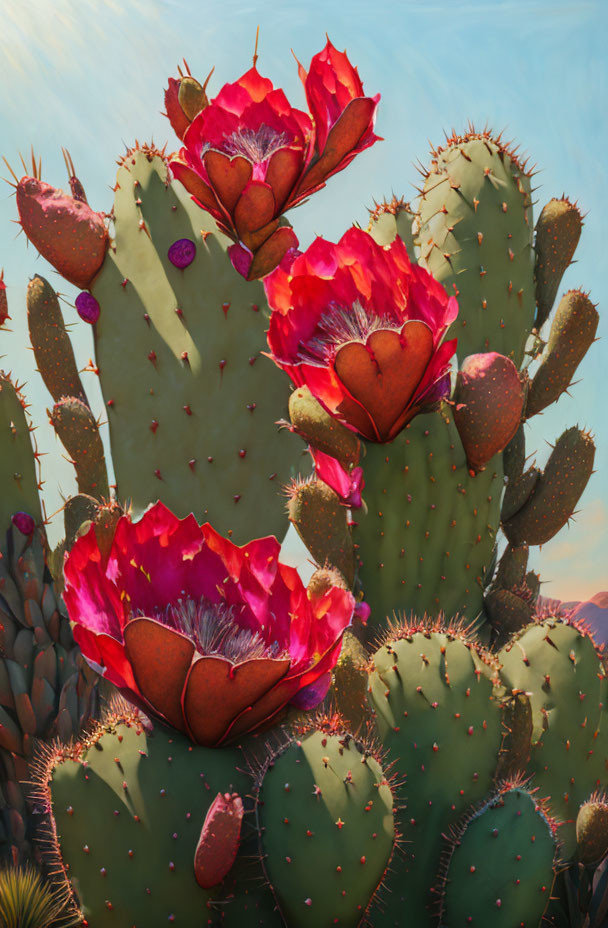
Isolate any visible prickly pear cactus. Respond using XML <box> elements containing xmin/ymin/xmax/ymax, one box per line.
<box><xmin>438</xmin><ymin>785</ymin><xmax>557</xmax><ymax>927</ymax></box>
<box><xmin>256</xmin><ymin>720</ymin><xmax>397</xmax><ymax>927</ymax></box>
<box><xmin>90</xmin><ymin>147</ymin><xmax>300</xmax><ymax>541</ymax></box>
<box><xmin>347</xmin><ymin>130</ymin><xmax>596</xmax><ymax>631</ymax></box>
<box><xmin>36</xmin><ymin>709</ymin><xmax>250</xmax><ymax>926</ymax></box>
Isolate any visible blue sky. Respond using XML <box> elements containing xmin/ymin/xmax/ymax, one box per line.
<box><xmin>0</xmin><ymin>0</ymin><xmax>606</xmax><ymax>598</ymax></box>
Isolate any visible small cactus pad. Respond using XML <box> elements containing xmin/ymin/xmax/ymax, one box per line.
<box><xmin>288</xmin><ymin>387</ymin><xmax>360</xmax><ymax>469</ymax></box>
<box><xmin>257</xmin><ymin>724</ymin><xmax>396</xmax><ymax>928</ymax></box>
<box><xmin>527</xmin><ymin>290</ymin><xmax>599</xmax><ymax>417</ymax></box>
<box><xmin>40</xmin><ymin>712</ymin><xmax>249</xmax><ymax>926</ymax></box>
<box><xmin>499</xmin><ymin>619</ymin><xmax>608</xmax><ymax>858</ymax></box>
<box><xmin>453</xmin><ymin>352</ymin><xmax>525</xmax><ymax>473</ymax></box>
<box><xmin>503</xmin><ymin>427</ymin><xmax>595</xmax><ymax>546</ymax></box>
<box><xmin>27</xmin><ymin>275</ymin><xmax>86</xmax><ymax>404</ymax></box>
<box><xmin>287</xmin><ymin>479</ymin><xmax>355</xmax><ymax>585</ymax></box>
<box><xmin>576</xmin><ymin>797</ymin><xmax>608</xmax><ymax>865</ymax></box>
<box><xmin>534</xmin><ymin>197</ymin><xmax>583</xmax><ymax>331</ymax></box>
<box><xmin>438</xmin><ymin>786</ymin><xmax>557</xmax><ymax>927</ymax></box>
<box><xmin>49</xmin><ymin>397</ymin><xmax>109</xmax><ymax>500</ymax></box>
<box><xmin>0</xmin><ymin>376</ymin><xmax>42</xmax><ymax>547</ymax></box>
<box><xmin>90</xmin><ymin>150</ymin><xmax>299</xmax><ymax>541</ymax></box>
<box><xmin>367</xmin><ymin>621</ymin><xmax>502</xmax><ymax>926</ymax></box>
<box><xmin>367</xmin><ymin>196</ymin><xmax>416</xmax><ymax>259</ymax></box>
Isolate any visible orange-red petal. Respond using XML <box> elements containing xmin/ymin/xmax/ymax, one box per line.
<box><xmin>203</xmin><ymin>151</ymin><xmax>252</xmax><ymax>213</ymax></box>
<box><xmin>334</xmin><ymin>321</ymin><xmax>434</xmax><ymax>440</ymax></box>
<box><xmin>124</xmin><ymin>618</ymin><xmax>194</xmax><ymax>733</ymax></box>
<box><xmin>183</xmin><ymin>655</ymin><xmax>290</xmax><ymax>746</ymax></box>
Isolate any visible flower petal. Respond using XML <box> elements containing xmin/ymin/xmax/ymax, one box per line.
<box><xmin>298</xmin><ymin>97</ymin><xmax>377</xmax><ymax>196</ymax></box>
<box><xmin>203</xmin><ymin>151</ymin><xmax>252</xmax><ymax>213</ymax></box>
<box><xmin>124</xmin><ymin>618</ymin><xmax>194</xmax><ymax>733</ymax></box>
<box><xmin>334</xmin><ymin>322</ymin><xmax>434</xmax><ymax>440</ymax></box>
<box><xmin>183</xmin><ymin>656</ymin><xmax>290</xmax><ymax>746</ymax></box>
<box><xmin>234</xmin><ymin>182</ymin><xmax>276</xmax><ymax>238</ymax></box>
<box><xmin>247</xmin><ymin>226</ymin><xmax>299</xmax><ymax>281</ymax></box>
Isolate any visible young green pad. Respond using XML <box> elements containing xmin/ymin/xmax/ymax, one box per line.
<box><xmin>438</xmin><ymin>786</ymin><xmax>556</xmax><ymax>928</ymax></box>
<box><xmin>257</xmin><ymin>726</ymin><xmax>396</xmax><ymax>928</ymax></box>
<box><xmin>91</xmin><ymin>149</ymin><xmax>301</xmax><ymax>542</ymax></box>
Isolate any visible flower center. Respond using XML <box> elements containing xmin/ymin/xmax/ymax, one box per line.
<box><xmin>142</xmin><ymin>597</ymin><xmax>285</xmax><ymax>663</ymax></box>
<box><xmin>222</xmin><ymin>124</ymin><xmax>289</xmax><ymax>164</ymax></box>
<box><xmin>298</xmin><ymin>301</ymin><xmax>403</xmax><ymax>365</ymax></box>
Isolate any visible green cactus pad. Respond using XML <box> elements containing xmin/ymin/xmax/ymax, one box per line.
<box><xmin>438</xmin><ymin>786</ymin><xmax>556</xmax><ymax>928</ymax></box>
<box><xmin>331</xmin><ymin>631</ymin><xmax>372</xmax><ymax>735</ymax></box>
<box><xmin>494</xmin><ymin>544</ymin><xmax>529</xmax><ymax>590</ymax></box>
<box><xmin>503</xmin><ymin>427</ymin><xmax>595</xmax><ymax>546</ymax></box>
<box><xmin>356</xmin><ymin>408</ymin><xmax>502</xmax><ymax>623</ymax></box>
<box><xmin>367</xmin><ymin>621</ymin><xmax>503</xmax><ymax>926</ymax></box>
<box><xmin>534</xmin><ymin>198</ymin><xmax>583</xmax><ymax>331</ymax></box>
<box><xmin>501</xmin><ymin>464</ymin><xmax>540</xmax><ymax>522</ymax></box>
<box><xmin>499</xmin><ymin>619</ymin><xmax>608</xmax><ymax>858</ymax></box>
<box><xmin>90</xmin><ymin>149</ymin><xmax>300</xmax><ymax>541</ymax></box>
<box><xmin>41</xmin><ymin>711</ymin><xmax>250</xmax><ymax>926</ymax></box>
<box><xmin>287</xmin><ymin>479</ymin><xmax>355</xmax><ymax>585</ymax></box>
<box><xmin>368</xmin><ymin>196</ymin><xmax>416</xmax><ymax>259</ymax></box>
<box><xmin>576</xmin><ymin>798</ymin><xmax>608</xmax><ymax>865</ymax></box>
<box><xmin>0</xmin><ymin>376</ymin><xmax>42</xmax><ymax>547</ymax></box>
<box><xmin>49</xmin><ymin>397</ymin><xmax>109</xmax><ymax>500</ymax></box>
<box><xmin>257</xmin><ymin>724</ymin><xmax>396</xmax><ymax>928</ymax></box>
<box><xmin>416</xmin><ymin>131</ymin><xmax>535</xmax><ymax>367</ymax></box>
<box><xmin>527</xmin><ymin>290</ymin><xmax>599</xmax><ymax>417</ymax></box>
<box><xmin>288</xmin><ymin>387</ymin><xmax>360</xmax><ymax>468</ymax></box>
<box><xmin>484</xmin><ymin>588</ymin><xmax>532</xmax><ymax>640</ymax></box>
<box><xmin>26</xmin><ymin>275</ymin><xmax>86</xmax><ymax>404</ymax></box>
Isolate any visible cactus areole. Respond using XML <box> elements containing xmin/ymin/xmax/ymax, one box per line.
<box><xmin>63</xmin><ymin>501</ymin><xmax>355</xmax><ymax>746</ymax></box>
<box><xmin>266</xmin><ymin>227</ymin><xmax>458</xmax><ymax>442</ymax></box>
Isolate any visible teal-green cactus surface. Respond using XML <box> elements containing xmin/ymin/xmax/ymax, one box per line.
<box><xmin>367</xmin><ymin>621</ymin><xmax>503</xmax><ymax>926</ymax></box>
<box><xmin>91</xmin><ymin>148</ymin><xmax>302</xmax><ymax>541</ymax></box>
<box><xmin>43</xmin><ymin>711</ymin><xmax>250</xmax><ymax>926</ymax></box>
<box><xmin>438</xmin><ymin>786</ymin><xmax>556</xmax><ymax>928</ymax></box>
<box><xmin>257</xmin><ymin>724</ymin><xmax>396</xmax><ymax>928</ymax></box>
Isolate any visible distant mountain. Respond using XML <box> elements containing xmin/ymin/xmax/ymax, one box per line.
<box><xmin>538</xmin><ymin>592</ymin><xmax>608</xmax><ymax>649</ymax></box>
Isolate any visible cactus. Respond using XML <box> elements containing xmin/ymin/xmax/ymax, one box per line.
<box><xmin>2</xmin><ymin>44</ymin><xmax>605</xmax><ymax>928</ymax></box>
<box><xmin>35</xmin><ymin>707</ymin><xmax>250</xmax><ymax>925</ymax></box>
<box><xmin>89</xmin><ymin>147</ymin><xmax>301</xmax><ymax>540</ymax></box>
<box><xmin>366</xmin><ymin>619</ymin><xmax>503</xmax><ymax>925</ymax></box>
<box><xmin>0</xmin><ymin>863</ymin><xmax>74</xmax><ymax>928</ymax></box>
<box><xmin>498</xmin><ymin>618</ymin><xmax>608</xmax><ymax>858</ymax></box>
<box><xmin>346</xmin><ymin>131</ymin><xmax>597</xmax><ymax>629</ymax></box>
<box><xmin>256</xmin><ymin>718</ymin><xmax>397</xmax><ymax>927</ymax></box>
<box><xmin>437</xmin><ymin>784</ymin><xmax>557</xmax><ymax>927</ymax></box>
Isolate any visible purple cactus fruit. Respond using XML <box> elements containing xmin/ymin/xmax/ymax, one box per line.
<box><xmin>75</xmin><ymin>291</ymin><xmax>100</xmax><ymax>324</ymax></box>
<box><xmin>194</xmin><ymin>792</ymin><xmax>243</xmax><ymax>888</ymax></box>
<box><xmin>168</xmin><ymin>238</ymin><xmax>196</xmax><ymax>269</ymax></box>
<box><xmin>12</xmin><ymin>511</ymin><xmax>35</xmax><ymax>535</ymax></box>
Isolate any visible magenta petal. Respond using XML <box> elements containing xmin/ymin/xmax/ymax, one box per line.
<box><xmin>289</xmin><ymin>671</ymin><xmax>332</xmax><ymax>710</ymax></box>
<box><xmin>228</xmin><ymin>241</ymin><xmax>253</xmax><ymax>278</ymax></box>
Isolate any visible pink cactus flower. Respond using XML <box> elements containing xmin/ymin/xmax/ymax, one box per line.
<box><xmin>266</xmin><ymin>227</ymin><xmax>458</xmax><ymax>443</ymax></box>
<box><xmin>169</xmin><ymin>38</ymin><xmax>380</xmax><ymax>280</ymax></box>
<box><xmin>63</xmin><ymin>501</ymin><xmax>354</xmax><ymax>747</ymax></box>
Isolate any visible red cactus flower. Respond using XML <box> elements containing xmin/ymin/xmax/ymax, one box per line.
<box><xmin>63</xmin><ymin>502</ymin><xmax>354</xmax><ymax>747</ymax></box>
<box><xmin>0</xmin><ymin>270</ymin><xmax>9</xmax><ymax>327</ymax></box>
<box><xmin>169</xmin><ymin>38</ymin><xmax>380</xmax><ymax>280</ymax></box>
<box><xmin>266</xmin><ymin>227</ymin><xmax>459</xmax><ymax>443</ymax></box>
